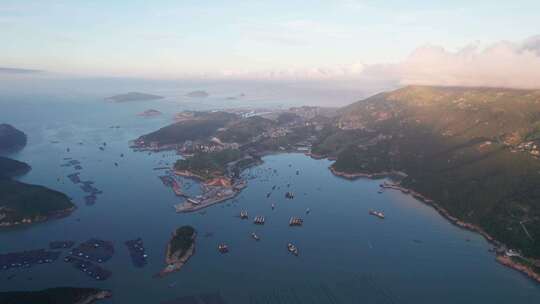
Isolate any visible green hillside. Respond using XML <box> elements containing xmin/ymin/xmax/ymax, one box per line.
<box><xmin>328</xmin><ymin>86</ymin><xmax>540</xmax><ymax>261</ymax></box>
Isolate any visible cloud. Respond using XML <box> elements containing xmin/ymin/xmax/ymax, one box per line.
<box><xmin>382</xmin><ymin>38</ymin><xmax>540</xmax><ymax>89</ymax></box>
<box><xmin>0</xmin><ymin>67</ymin><xmax>43</xmax><ymax>74</ymax></box>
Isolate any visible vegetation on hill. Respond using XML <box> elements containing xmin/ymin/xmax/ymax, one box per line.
<box><xmin>0</xmin><ymin>287</ymin><xmax>110</xmax><ymax>304</ymax></box>
<box><xmin>169</xmin><ymin>225</ymin><xmax>196</xmax><ymax>258</ymax></box>
<box><xmin>332</xmin><ymin>86</ymin><xmax>540</xmax><ymax>261</ymax></box>
<box><xmin>217</xmin><ymin>116</ymin><xmax>276</xmax><ymax>144</ymax></box>
<box><xmin>0</xmin><ymin>123</ymin><xmax>27</xmax><ymax>151</ymax></box>
<box><xmin>0</xmin><ymin>179</ymin><xmax>75</xmax><ymax>225</ymax></box>
<box><xmin>174</xmin><ymin>149</ymin><xmax>243</xmax><ymax>179</ymax></box>
<box><xmin>0</xmin><ymin>156</ymin><xmax>31</xmax><ymax>178</ymax></box>
<box><xmin>139</xmin><ymin>111</ymin><xmax>237</xmax><ymax>145</ymax></box>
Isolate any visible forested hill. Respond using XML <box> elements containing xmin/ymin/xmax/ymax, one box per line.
<box><xmin>325</xmin><ymin>86</ymin><xmax>540</xmax><ymax>263</ymax></box>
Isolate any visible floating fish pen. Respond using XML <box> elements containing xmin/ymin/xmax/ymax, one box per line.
<box><xmin>64</xmin><ymin>256</ymin><xmax>112</xmax><ymax>281</ymax></box>
<box><xmin>67</xmin><ymin>173</ymin><xmax>81</xmax><ymax>184</ymax></box>
<box><xmin>49</xmin><ymin>241</ymin><xmax>75</xmax><ymax>250</ymax></box>
<box><xmin>68</xmin><ymin>238</ymin><xmax>114</xmax><ymax>263</ymax></box>
<box><xmin>253</xmin><ymin>216</ymin><xmax>265</xmax><ymax>225</ymax></box>
<box><xmin>74</xmin><ymin>165</ymin><xmax>83</xmax><ymax>170</ymax></box>
<box><xmin>285</xmin><ymin>192</ymin><xmax>295</xmax><ymax>199</ymax></box>
<box><xmin>80</xmin><ymin>181</ymin><xmax>102</xmax><ymax>195</ymax></box>
<box><xmin>287</xmin><ymin>243</ymin><xmax>299</xmax><ymax>256</ymax></box>
<box><xmin>289</xmin><ymin>217</ymin><xmax>304</xmax><ymax>226</ymax></box>
<box><xmin>369</xmin><ymin>210</ymin><xmax>385</xmax><ymax>219</ymax></box>
<box><xmin>84</xmin><ymin>194</ymin><xmax>97</xmax><ymax>206</ymax></box>
<box><xmin>61</xmin><ymin>159</ymin><xmax>80</xmax><ymax>167</ymax></box>
<box><xmin>240</xmin><ymin>210</ymin><xmax>248</xmax><ymax>219</ymax></box>
<box><xmin>159</xmin><ymin>175</ymin><xmax>175</xmax><ymax>187</ymax></box>
<box><xmin>218</xmin><ymin>244</ymin><xmax>229</xmax><ymax>254</ymax></box>
<box><xmin>125</xmin><ymin>238</ymin><xmax>148</xmax><ymax>268</ymax></box>
<box><xmin>0</xmin><ymin>249</ymin><xmax>60</xmax><ymax>271</ymax></box>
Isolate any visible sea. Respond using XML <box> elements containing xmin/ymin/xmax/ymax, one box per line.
<box><xmin>1</xmin><ymin>81</ymin><xmax>540</xmax><ymax>303</ymax></box>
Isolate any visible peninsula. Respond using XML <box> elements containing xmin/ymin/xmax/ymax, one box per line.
<box><xmin>134</xmin><ymin>86</ymin><xmax>540</xmax><ymax>282</ymax></box>
<box><xmin>157</xmin><ymin>226</ymin><xmax>196</xmax><ymax>277</ymax></box>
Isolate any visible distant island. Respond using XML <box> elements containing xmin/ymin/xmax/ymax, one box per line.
<box><xmin>186</xmin><ymin>90</ymin><xmax>209</xmax><ymax>98</ymax></box>
<box><xmin>158</xmin><ymin>225</ymin><xmax>196</xmax><ymax>277</ymax></box>
<box><xmin>106</xmin><ymin>92</ymin><xmax>164</xmax><ymax>103</ymax></box>
<box><xmin>137</xmin><ymin>109</ymin><xmax>162</xmax><ymax>117</ymax></box>
<box><xmin>0</xmin><ymin>124</ymin><xmax>27</xmax><ymax>151</ymax></box>
<box><xmin>0</xmin><ymin>287</ymin><xmax>111</xmax><ymax>304</ymax></box>
<box><xmin>132</xmin><ymin>88</ymin><xmax>540</xmax><ymax>283</ymax></box>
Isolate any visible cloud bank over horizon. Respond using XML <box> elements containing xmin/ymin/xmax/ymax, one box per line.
<box><xmin>218</xmin><ymin>35</ymin><xmax>540</xmax><ymax>91</ymax></box>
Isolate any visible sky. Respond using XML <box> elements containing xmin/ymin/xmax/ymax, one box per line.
<box><xmin>1</xmin><ymin>0</ymin><xmax>540</xmax><ymax>88</ymax></box>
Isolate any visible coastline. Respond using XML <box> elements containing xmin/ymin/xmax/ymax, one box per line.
<box><xmin>75</xmin><ymin>290</ymin><xmax>113</xmax><ymax>304</ymax></box>
<box><xmin>157</xmin><ymin>232</ymin><xmax>197</xmax><ymax>277</ymax></box>
<box><xmin>0</xmin><ymin>206</ymin><xmax>76</xmax><ymax>228</ymax></box>
<box><xmin>328</xmin><ymin>164</ymin><xmax>540</xmax><ymax>284</ymax></box>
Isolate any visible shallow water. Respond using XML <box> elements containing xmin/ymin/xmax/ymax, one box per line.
<box><xmin>1</xmin><ymin>95</ymin><xmax>540</xmax><ymax>304</ymax></box>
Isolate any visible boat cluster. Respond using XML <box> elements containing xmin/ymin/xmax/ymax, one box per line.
<box><xmin>253</xmin><ymin>216</ymin><xmax>265</xmax><ymax>225</ymax></box>
<box><xmin>0</xmin><ymin>249</ymin><xmax>60</xmax><ymax>271</ymax></box>
<box><xmin>285</xmin><ymin>191</ymin><xmax>295</xmax><ymax>199</ymax></box>
<box><xmin>240</xmin><ymin>210</ymin><xmax>248</xmax><ymax>219</ymax></box>
<box><xmin>125</xmin><ymin>238</ymin><xmax>148</xmax><ymax>268</ymax></box>
<box><xmin>289</xmin><ymin>217</ymin><xmax>304</xmax><ymax>226</ymax></box>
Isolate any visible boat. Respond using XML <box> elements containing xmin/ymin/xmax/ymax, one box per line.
<box><xmin>253</xmin><ymin>216</ymin><xmax>265</xmax><ymax>225</ymax></box>
<box><xmin>271</xmin><ymin>203</ymin><xmax>275</xmax><ymax>210</ymax></box>
<box><xmin>285</xmin><ymin>192</ymin><xmax>294</xmax><ymax>199</ymax></box>
<box><xmin>305</xmin><ymin>208</ymin><xmax>310</xmax><ymax>214</ymax></box>
<box><xmin>289</xmin><ymin>217</ymin><xmax>304</xmax><ymax>226</ymax></box>
<box><xmin>218</xmin><ymin>244</ymin><xmax>229</xmax><ymax>253</ymax></box>
<box><xmin>287</xmin><ymin>243</ymin><xmax>299</xmax><ymax>256</ymax></box>
<box><xmin>251</xmin><ymin>232</ymin><xmax>260</xmax><ymax>241</ymax></box>
<box><xmin>240</xmin><ymin>210</ymin><xmax>248</xmax><ymax>219</ymax></box>
<box><xmin>369</xmin><ymin>210</ymin><xmax>385</xmax><ymax>219</ymax></box>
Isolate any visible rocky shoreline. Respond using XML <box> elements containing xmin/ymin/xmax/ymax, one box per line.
<box><xmin>328</xmin><ymin>164</ymin><xmax>540</xmax><ymax>284</ymax></box>
<box><xmin>157</xmin><ymin>232</ymin><xmax>196</xmax><ymax>277</ymax></box>
<box><xmin>0</xmin><ymin>206</ymin><xmax>76</xmax><ymax>228</ymax></box>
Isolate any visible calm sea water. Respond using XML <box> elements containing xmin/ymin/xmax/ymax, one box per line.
<box><xmin>1</xmin><ymin>94</ymin><xmax>540</xmax><ymax>304</ymax></box>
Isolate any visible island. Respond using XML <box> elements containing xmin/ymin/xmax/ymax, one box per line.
<box><xmin>186</xmin><ymin>90</ymin><xmax>209</xmax><ymax>98</ymax></box>
<box><xmin>0</xmin><ymin>123</ymin><xmax>27</xmax><ymax>151</ymax></box>
<box><xmin>0</xmin><ymin>287</ymin><xmax>111</xmax><ymax>304</ymax></box>
<box><xmin>106</xmin><ymin>92</ymin><xmax>164</xmax><ymax>103</ymax></box>
<box><xmin>1</xmin><ymin>156</ymin><xmax>75</xmax><ymax>227</ymax></box>
<box><xmin>133</xmin><ymin>86</ymin><xmax>540</xmax><ymax>283</ymax></box>
<box><xmin>157</xmin><ymin>225</ymin><xmax>196</xmax><ymax>277</ymax></box>
<box><xmin>137</xmin><ymin>109</ymin><xmax>162</xmax><ymax>117</ymax></box>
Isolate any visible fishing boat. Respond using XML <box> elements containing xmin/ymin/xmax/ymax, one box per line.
<box><xmin>253</xmin><ymin>216</ymin><xmax>265</xmax><ymax>225</ymax></box>
<box><xmin>289</xmin><ymin>217</ymin><xmax>304</xmax><ymax>226</ymax></box>
<box><xmin>287</xmin><ymin>243</ymin><xmax>299</xmax><ymax>256</ymax></box>
<box><xmin>271</xmin><ymin>203</ymin><xmax>275</xmax><ymax>210</ymax></box>
<box><xmin>218</xmin><ymin>244</ymin><xmax>229</xmax><ymax>253</ymax></box>
<box><xmin>240</xmin><ymin>210</ymin><xmax>248</xmax><ymax>219</ymax></box>
<box><xmin>251</xmin><ymin>232</ymin><xmax>260</xmax><ymax>241</ymax></box>
<box><xmin>369</xmin><ymin>210</ymin><xmax>385</xmax><ymax>219</ymax></box>
<box><xmin>305</xmin><ymin>208</ymin><xmax>310</xmax><ymax>214</ymax></box>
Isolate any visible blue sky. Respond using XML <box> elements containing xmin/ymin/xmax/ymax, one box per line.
<box><xmin>2</xmin><ymin>0</ymin><xmax>540</xmax><ymax>78</ymax></box>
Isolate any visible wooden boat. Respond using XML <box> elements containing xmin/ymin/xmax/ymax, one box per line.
<box><xmin>251</xmin><ymin>232</ymin><xmax>260</xmax><ymax>241</ymax></box>
<box><xmin>287</xmin><ymin>243</ymin><xmax>299</xmax><ymax>256</ymax></box>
